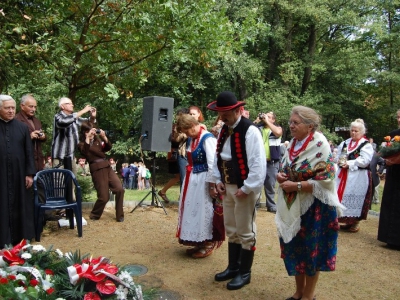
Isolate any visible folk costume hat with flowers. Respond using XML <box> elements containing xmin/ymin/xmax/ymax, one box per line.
<box><xmin>207</xmin><ymin>91</ymin><xmax>245</xmax><ymax>111</ymax></box>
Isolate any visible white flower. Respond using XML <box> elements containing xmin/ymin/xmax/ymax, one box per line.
<box><xmin>32</xmin><ymin>245</ymin><xmax>46</xmax><ymax>252</ymax></box>
<box><xmin>0</xmin><ymin>256</ymin><xmax>6</xmax><ymax>267</ymax></box>
<box><xmin>15</xmin><ymin>286</ymin><xmax>26</xmax><ymax>294</ymax></box>
<box><xmin>118</xmin><ymin>271</ymin><xmax>133</xmax><ymax>284</ymax></box>
<box><xmin>21</xmin><ymin>253</ymin><xmax>32</xmax><ymax>259</ymax></box>
<box><xmin>22</xmin><ymin>244</ymin><xmax>31</xmax><ymax>250</ymax></box>
<box><xmin>135</xmin><ymin>285</ymin><xmax>143</xmax><ymax>300</ymax></box>
<box><xmin>16</xmin><ymin>273</ymin><xmax>27</xmax><ymax>281</ymax></box>
<box><xmin>0</xmin><ymin>268</ymin><xmax>7</xmax><ymax>277</ymax></box>
<box><xmin>55</xmin><ymin>249</ymin><xmax>63</xmax><ymax>257</ymax></box>
<box><xmin>115</xmin><ymin>285</ymin><xmax>128</xmax><ymax>300</ymax></box>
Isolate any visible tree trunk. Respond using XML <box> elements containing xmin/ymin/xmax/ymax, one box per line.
<box><xmin>301</xmin><ymin>24</ymin><xmax>316</xmax><ymax>96</ymax></box>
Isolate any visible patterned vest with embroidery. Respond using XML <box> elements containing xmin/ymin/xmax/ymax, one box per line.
<box><xmin>192</xmin><ymin>133</ymin><xmax>213</xmax><ymax>174</ymax></box>
<box><xmin>344</xmin><ymin>139</ymin><xmax>370</xmax><ymax>169</ymax></box>
<box><xmin>216</xmin><ymin>118</ymin><xmax>252</xmax><ymax>188</ymax></box>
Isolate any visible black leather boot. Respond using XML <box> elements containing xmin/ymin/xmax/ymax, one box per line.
<box><xmin>215</xmin><ymin>243</ymin><xmax>241</xmax><ymax>281</ymax></box>
<box><xmin>226</xmin><ymin>248</ymin><xmax>254</xmax><ymax>290</ymax></box>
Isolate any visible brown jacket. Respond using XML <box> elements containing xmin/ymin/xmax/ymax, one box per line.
<box><xmin>78</xmin><ymin>138</ymin><xmax>112</xmax><ymax>173</ymax></box>
<box><xmin>15</xmin><ymin>112</ymin><xmax>46</xmax><ymax>172</ymax></box>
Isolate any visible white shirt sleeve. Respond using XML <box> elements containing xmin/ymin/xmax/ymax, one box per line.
<box><xmin>204</xmin><ymin>135</ymin><xmax>217</xmax><ymax>183</ymax></box>
<box><xmin>211</xmin><ymin>125</ymin><xmax>266</xmax><ymax>194</ymax></box>
<box><xmin>241</xmin><ymin>125</ymin><xmax>266</xmax><ymax>194</ymax></box>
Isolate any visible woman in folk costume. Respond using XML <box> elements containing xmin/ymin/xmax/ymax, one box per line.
<box><xmin>335</xmin><ymin>118</ymin><xmax>373</xmax><ymax>233</ymax></box>
<box><xmin>276</xmin><ymin>106</ymin><xmax>344</xmax><ymax>300</ymax></box>
<box><xmin>175</xmin><ymin>114</ymin><xmax>224</xmax><ymax>258</ymax></box>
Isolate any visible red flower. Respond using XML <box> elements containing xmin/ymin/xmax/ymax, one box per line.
<box><xmin>82</xmin><ymin>271</ymin><xmax>106</xmax><ymax>283</ymax></box>
<box><xmin>0</xmin><ymin>277</ymin><xmax>8</xmax><ymax>284</ymax></box>
<box><xmin>311</xmin><ymin>249</ymin><xmax>318</xmax><ymax>258</ymax></box>
<box><xmin>97</xmin><ymin>279</ymin><xmax>117</xmax><ymax>295</ymax></box>
<box><xmin>3</xmin><ymin>249</ymin><xmax>25</xmax><ymax>265</ymax></box>
<box><xmin>7</xmin><ymin>275</ymin><xmax>16</xmax><ymax>280</ymax></box>
<box><xmin>251</xmin><ymin>246</ymin><xmax>256</xmax><ymax>251</ymax></box>
<box><xmin>45</xmin><ymin>269</ymin><xmax>54</xmax><ymax>275</ymax></box>
<box><xmin>84</xmin><ymin>292</ymin><xmax>101</xmax><ymax>300</ymax></box>
<box><xmin>30</xmin><ymin>279</ymin><xmax>39</xmax><ymax>287</ymax></box>
<box><xmin>46</xmin><ymin>287</ymin><xmax>55</xmax><ymax>295</ymax></box>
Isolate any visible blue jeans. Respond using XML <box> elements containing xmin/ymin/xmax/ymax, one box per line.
<box><xmin>128</xmin><ymin>176</ymin><xmax>137</xmax><ymax>189</ymax></box>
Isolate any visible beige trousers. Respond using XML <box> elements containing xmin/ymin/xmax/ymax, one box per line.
<box><xmin>223</xmin><ymin>184</ymin><xmax>259</xmax><ymax>250</ymax></box>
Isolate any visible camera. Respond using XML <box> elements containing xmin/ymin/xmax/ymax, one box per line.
<box><xmin>96</xmin><ymin>129</ymin><xmax>101</xmax><ymax>134</ymax></box>
<box><xmin>258</xmin><ymin>113</ymin><xmax>265</xmax><ymax>119</ymax></box>
<box><xmin>38</xmin><ymin>129</ymin><xmax>44</xmax><ymax>137</ymax></box>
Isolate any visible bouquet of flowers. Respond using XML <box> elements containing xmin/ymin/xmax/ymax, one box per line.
<box><xmin>0</xmin><ymin>240</ymin><xmax>143</xmax><ymax>300</ymax></box>
<box><xmin>379</xmin><ymin>135</ymin><xmax>400</xmax><ymax>166</ymax></box>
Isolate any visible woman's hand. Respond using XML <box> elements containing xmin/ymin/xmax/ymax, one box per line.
<box><xmin>276</xmin><ymin>172</ymin><xmax>288</xmax><ymax>184</ymax></box>
<box><xmin>209</xmin><ymin>184</ymin><xmax>218</xmax><ymax>198</ymax></box>
<box><xmin>279</xmin><ymin>180</ymin><xmax>297</xmax><ymax>193</ymax></box>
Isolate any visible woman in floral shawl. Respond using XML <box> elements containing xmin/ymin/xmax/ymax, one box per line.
<box><xmin>275</xmin><ymin>106</ymin><xmax>344</xmax><ymax>300</ymax></box>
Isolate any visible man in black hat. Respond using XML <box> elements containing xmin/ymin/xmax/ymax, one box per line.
<box><xmin>208</xmin><ymin>91</ymin><xmax>266</xmax><ymax>290</ymax></box>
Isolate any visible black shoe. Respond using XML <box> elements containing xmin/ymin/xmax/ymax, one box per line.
<box><xmin>226</xmin><ymin>272</ymin><xmax>251</xmax><ymax>290</ymax></box>
<box><xmin>267</xmin><ymin>208</ymin><xmax>276</xmax><ymax>214</ymax></box>
<box><xmin>215</xmin><ymin>268</ymin><xmax>239</xmax><ymax>281</ymax></box>
<box><xmin>226</xmin><ymin>248</ymin><xmax>254</xmax><ymax>290</ymax></box>
<box><xmin>117</xmin><ymin>217</ymin><xmax>124</xmax><ymax>222</ymax></box>
<box><xmin>89</xmin><ymin>216</ymin><xmax>100</xmax><ymax>220</ymax></box>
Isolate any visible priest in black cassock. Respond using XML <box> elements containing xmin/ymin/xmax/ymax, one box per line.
<box><xmin>0</xmin><ymin>95</ymin><xmax>36</xmax><ymax>248</ymax></box>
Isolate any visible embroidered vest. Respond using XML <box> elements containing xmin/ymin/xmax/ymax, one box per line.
<box><xmin>343</xmin><ymin>139</ymin><xmax>370</xmax><ymax>169</ymax></box>
<box><xmin>217</xmin><ymin>118</ymin><xmax>253</xmax><ymax>188</ymax></box>
<box><xmin>192</xmin><ymin>133</ymin><xmax>213</xmax><ymax>173</ymax></box>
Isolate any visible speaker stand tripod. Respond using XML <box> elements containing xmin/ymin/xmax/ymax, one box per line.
<box><xmin>130</xmin><ymin>152</ymin><xmax>167</xmax><ymax>215</ymax></box>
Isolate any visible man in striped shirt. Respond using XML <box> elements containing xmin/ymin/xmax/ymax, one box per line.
<box><xmin>51</xmin><ymin>97</ymin><xmax>96</xmax><ymax>172</ymax></box>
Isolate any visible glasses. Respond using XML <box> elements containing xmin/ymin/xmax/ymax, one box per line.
<box><xmin>288</xmin><ymin>120</ymin><xmax>303</xmax><ymax>126</ymax></box>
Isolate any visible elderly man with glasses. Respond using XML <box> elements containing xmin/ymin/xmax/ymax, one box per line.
<box><xmin>51</xmin><ymin>97</ymin><xmax>96</xmax><ymax>172</ymax></box>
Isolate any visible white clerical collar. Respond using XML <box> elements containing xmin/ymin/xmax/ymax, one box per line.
<box><xmin>0</xmin><ymin>116</ymin><xmax>11</xmax><ymax>123</ymax></box>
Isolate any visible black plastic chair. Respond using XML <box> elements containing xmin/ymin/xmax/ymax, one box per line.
<box><xmin>34</xmin><ymin>169</ymin><xmax>83</xmax><ymax>242</ymax></box>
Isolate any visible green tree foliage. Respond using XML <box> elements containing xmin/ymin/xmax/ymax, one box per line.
<box><xmin>1</xmin><ymin>0</ymin><xmax>400</xmax><ymax>155</ymax></box>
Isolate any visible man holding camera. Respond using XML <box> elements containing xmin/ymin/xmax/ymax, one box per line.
<box><xmin>15</xmin><ymin>94</ymin><xmax>46</xmax><ymax>172</ymax></box>
<box><xmin>51</xmin><ymin>97</ymin><xmax>96</xmax><ymax>173</ymax></box>
<box><xmin>257</xmin><ymin>112</ymin><xmax>282</xmax><ymax>213</ymax></box>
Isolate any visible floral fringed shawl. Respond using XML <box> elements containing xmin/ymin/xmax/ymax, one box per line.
<box><xmin>275</xmin><ymin>131</ymin><xmax>345</xmax><ymax>243</ymax></box>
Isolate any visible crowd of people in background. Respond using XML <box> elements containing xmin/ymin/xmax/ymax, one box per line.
<box><xmin>2</xmin><ymin>90</ymin><xmax>400</xmax><ymax>299</ymax></box>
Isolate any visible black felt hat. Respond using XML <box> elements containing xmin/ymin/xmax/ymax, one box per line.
<box><xmin>207</xmin><ymin>91</ymin><xmax>245</xmax><ymax>112</ymax></box>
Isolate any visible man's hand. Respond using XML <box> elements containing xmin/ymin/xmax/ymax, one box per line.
<box><xmin>25</xmin><ymin>175</ymin><xmax>33</xmax><ymax>189</ymax></box>
<box><xmin>234</xmin><ymin>188</ymin><xmax>247</xmax><ymax>198</ymax></box>
<box><xmin>216</xmin><ymin>182</ymin><xmax>226</xmax><ymax>195</ymax></box>
<box><xmin>31</xmin><ymin>129</ymin><xmax>45</xmax><ymax>140</ymax></box>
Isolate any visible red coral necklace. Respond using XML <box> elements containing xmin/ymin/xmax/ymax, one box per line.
<box><xmin>191</xmin><ymin>126</ymin><xmax>203</xmax><ymax>151</ymax></box>
<box><xmin>289</xmin><ymin>133</ymin><xmax>314</xmax><ymax>160</ymax></box>
<box><xmin>347</xmin><ymin>139</ymin><xmax>360</xmax><ymax>151</ymax></box>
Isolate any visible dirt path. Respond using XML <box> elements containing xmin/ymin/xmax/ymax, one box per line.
<box><xmin>41</xmin><ymin>204</ymin><xmax>400</xmax><ymax>300</ymax></box>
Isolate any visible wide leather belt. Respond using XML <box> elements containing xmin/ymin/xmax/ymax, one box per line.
<box><xmin>90</xmin><ymin>158</ymin><xmax>106</xmax><ymax>164</ymax></box>
<box><xmin>221</xmin><ymin>160</ymin><xmax>236</xmax><ymax>184</ymax></box>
